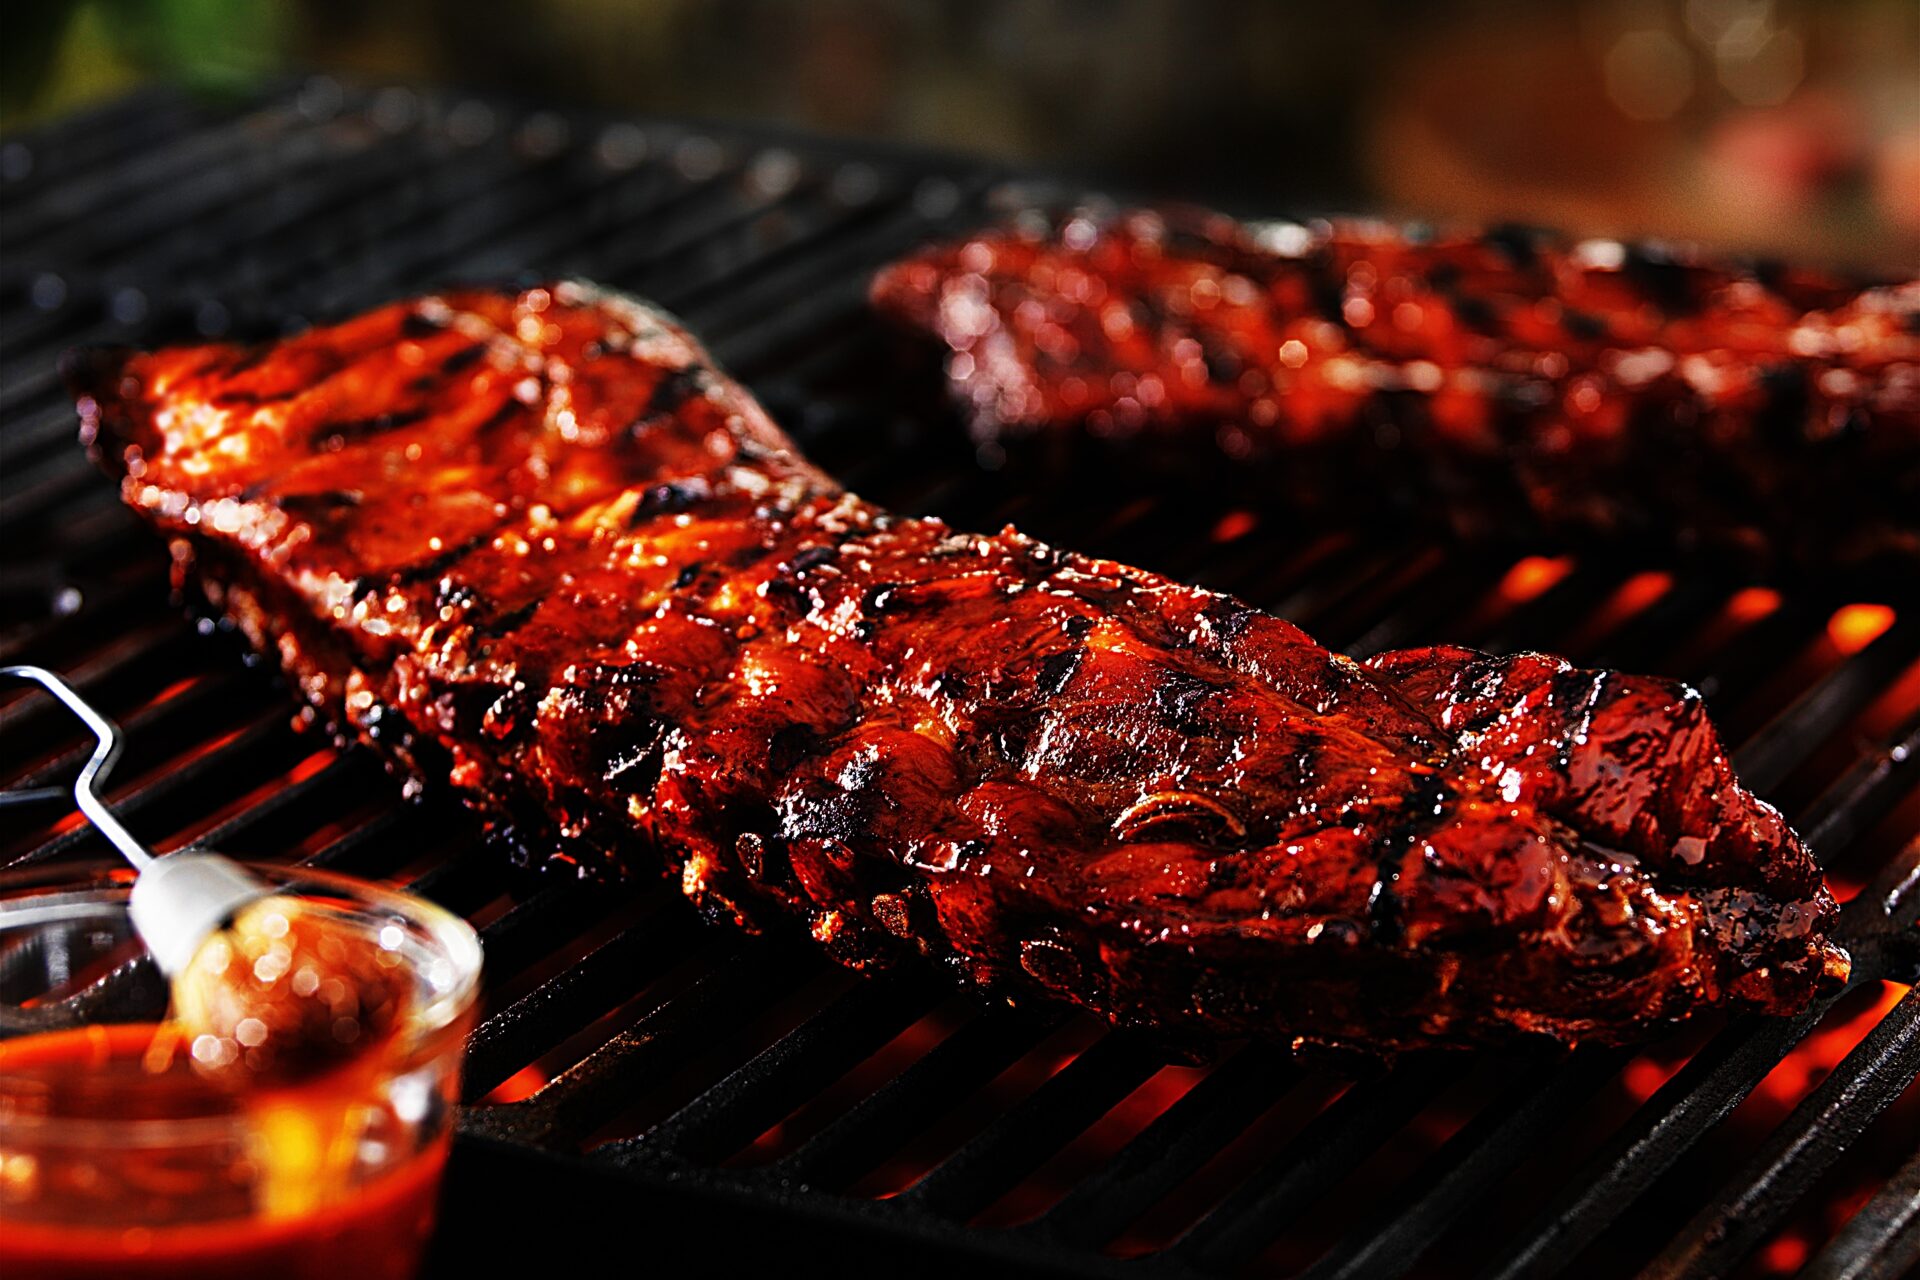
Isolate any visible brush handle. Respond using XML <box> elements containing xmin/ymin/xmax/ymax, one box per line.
<box><xmin>0</xmin><ymin>664</ymin><xmax>154</xmax><ymax>870</ymax></box>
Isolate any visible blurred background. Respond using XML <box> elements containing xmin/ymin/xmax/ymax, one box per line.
<box><xmin>3</xmin><ymin>0</ymin><xmax>1916</xmax><ymax>270</ymax></box>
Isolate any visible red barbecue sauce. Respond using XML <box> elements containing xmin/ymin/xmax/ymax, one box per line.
<box><xmin>0</xmin><ymin>1022</ymin><xmax>447</xmax><ymax>1280</ymax></box>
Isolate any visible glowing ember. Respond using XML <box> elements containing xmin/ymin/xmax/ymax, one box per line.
<box><xmin>1827</xmin><ymin>603</ymin><xmax>1896</xmax><ymax>656</ymax></box>
<box><xmin>1621</xmin><ymin>1054</ymin><xmax>1686</xmax><ymax>1104</ymax></box>
<box><xmin>1211</xmin><ymin>509</ymin><xmax>1258</xmax><ymax>542</ymax></box>
<box><xmin>1726</xmin><ymin>586</ymin><xmax>1783</xmax><ymax>623</ymax></box>
<box><xmin>1756</xmin><ymin>981</ymin><xmax>1907</xmax><ymax>1108</ymax></box>
<box><xmin>1498</xmin><ymin>555</ymin><xmax>1575</xmax><ymax>603</ymax></box>
<box><xmin>484</xmin><ymin>1064</ymin><xmax>551</xmax><ymax>1104</ymax></box>
<box><xmin>1610</xmin><ymin>570</ymin><xmax>1673</xmax><ymax>617</ymax></box>
<box><xmin>1761</xmin><ymin>1232</ymin><xmax>1810</xmax><ymax>1274</ymax></box>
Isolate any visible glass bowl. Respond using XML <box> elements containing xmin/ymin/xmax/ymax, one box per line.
<box><xmin>0</xmin><ymin>860</ymin><xmax>481</xmax><ymax>1280</ymax></box>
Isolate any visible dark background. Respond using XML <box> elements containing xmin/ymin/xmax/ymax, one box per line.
<box><xmin>4</xmin><ymin>1</ymin><xmax>1917</xmax><ymax>269</ymax></box>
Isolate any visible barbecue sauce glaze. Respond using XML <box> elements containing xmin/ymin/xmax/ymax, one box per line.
<box><xmin>74</xmin><ymin>282</ymin><xmax>1848</xmax><ymax>1053</ymax></box>
<box><xmin>874</xmin><ymin>208</ymin><xmax>1920</xmax><ymax>565</ymax></box>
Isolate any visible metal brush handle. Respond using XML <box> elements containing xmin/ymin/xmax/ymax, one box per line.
<box><xmin>1</xmin><ymin>664</ymin><xmax>270</xmax><ymax>972</ymax></box>
<box><xmin>0</xmin><ymin>664</ymin><xmax>157</xmax><ymax>870</ymax></box>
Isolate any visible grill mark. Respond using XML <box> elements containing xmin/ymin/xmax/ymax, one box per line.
<box><xmin>622</xmin><ymin>368</ymin><xmax>711</xmax><ymax>443</ymax></box>
<box><xmin>1453</xmin><ymin>296</ymin><xmax>1501</xmax><ymax>334</ymax></box>
<box><xmin>475</xmin><ymin>399</ymin><xmax>523</xmax><ymax>442</ymax></box>
<box><xmin>629</xmin><ymin>479</ymin><xmax>712</xmax><ymax>527</ymax></box>
<box><xmin>787</xmin><ymin>544</ymin><xmax>838</xmax><ymax>574</ymax></box>
<box><xmin>311</xmin><ymin>407</ymin><xmax>428</xmax><ymax>450</ymax></box>
<box><xmin>475</xmin><ymin>596</ymin><xmax>543</xmax><ymax>639</ymax></box>
<box><xmin>1623</xmin><ymin>245</ymin><xmax>1698</xmax><ymax>314</ymax></box>
<box><xmin>442</xmin><ymin>344</ymin><xmax>487</xmax><ymax>375</ymax></box>
<box><xmin>276</xmin><ymin>489</ymin><xmax>365</xmax><ymax>516</ymax></box>
<box><xmin>1367</xmin><ymin>771</ymin><xmax>1453</xmax><ymax>946</ymax></box>
<box><xmin>1562</xmin><ymin>309</ymin><xmax>1609</xmax><ymax>341</ymax></box>
<box><xmin>646</xmin><ymin>366</ymin><xmax>708</xmax><ymax>417</ymax></box>
<box><xmin>215</xmin><ymin>386</ymin><xmax>300</xmax><ymax>408</ymax></box>
<box><xmin>1482</xmin><ymin>223</ymin><xmax>1545</xmax><ymax>270</ymax></box>
<box><xmin>390</xmin><ymin>525</ymin><xmax>511</xmax><ymax>587</ymax></box>
<box><xmin>1035</xmin><ymin>647</ymin><xmax>1084</xmax><ymax>696</ymax></box>
<box><xmin>221</xmin><ymin>346</ymin><xmax>272</xmax><ymax>377</ymax></box>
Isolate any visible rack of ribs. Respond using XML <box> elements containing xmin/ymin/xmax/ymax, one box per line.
<box><xmin>872</xmin><ymin>206</ymin><xmax>1920</xmax><ymax>567</ymax></box>
<box><xmin>71</xmin><ymin>282</ymin><xmax>1849</xmax><ymax>1053</ymax></box>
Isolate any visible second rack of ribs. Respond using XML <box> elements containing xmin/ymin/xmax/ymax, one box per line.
<box><xmin>873</xmin><ymin>207</ymin><xmax>1920</xmax><ymax>566</ymax></box>
<box><xmin>73</xmin><ymin>282</ymin><xmax>1849</xmax><ymax>1054</ymax></box>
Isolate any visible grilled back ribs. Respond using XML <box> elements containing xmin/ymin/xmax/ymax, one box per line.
<box><xmin>872</xmin><ymin>207</ymin><xmax>1920</xmax><ymax>566</ymax></box>
<box><xmin>74</xmin><ymin>283</ymin><xmax>1847</xmax><ymax>1052</ymax></box>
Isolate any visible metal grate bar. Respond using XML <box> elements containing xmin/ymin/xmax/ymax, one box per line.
<box><xmin>0</xmin><ymin>620</ymin><xmax>196</xmax><ymax>737</ymax></box>
<box><xmin>483</xmin><ymin>947</ymin><xmax>794</xmax><ymax>1147</ymax></box>
<box><xmin>1800</xmin><ymin>715</ymin><xmax>1920</xmax><ymax>854</ymax></box>
<box><xmin>1300</xmin><ymin>1054</ymin><xmax>1624</xmax><ymax>1280</ymax></box>
<box><xmin>1689</xmin><ymin>595</ymin><xmax>1836</xmax><ymax>707</ymax></box>
<box><xmin>1802</xmin><ymin>1142</ymin><xmax>1920</xmax><ymax>1280</ymax></box>
<box><xmin>1173</xmin><ymin>1063</ymin><xmax>1468</xmax><ymax>1272</ymax></box>
<box><xmin>1644</xmin><ymin>986</ymin><xmax>1920</xmax><ymax>1279</ymax></box>
<box><xmin>462</xmin><ymin>901</ymin><xmax>707</xmax><ymax>1099</ymax></box>
<box><xmin>187</xmin><ymin>752</ymin><xmax>369</xmax><ymax>853</ymax></box>
<box><xmin>900</xmin><ymin>1033</ymin><xmax>1165</xmax><ymax>1222</ymax></box>
<box><xmin>1336</xmin><ymin>557</ymin><xmax>1496</xmax><ymax>659</ymax></box>
<box><xmin>605</xmin><ymin>970</ymin><xmax>940</xmax><ymax>1168</ymax></box>
<box><xmin>773</xmin><ymin>1008</ymin><xmax>1061</xmax><ymax>1190</ymax></box>
<box><xmin>0</xmin><ymin>144</ymin><xmax>585</xmax><ymax>417</ymax></box>
<box><xmin>1478</xmin><ymin>1000</ymin><xmax>1839</xmax><ymax>1280</ymax></box>
<box><xmin>1735</xmin><ymin>617</ymin><xmax>1920</xmax><ymax>791</ymax></box>
<box><xmin>1038</xmin><ymin>1046</ymin><xmax>1295</xmax><ymax>1248</ymax></box>
<box><xmin>683</xmin><ymin>189</ymin><xmax>982</xmax><ymax>345</ymax></box>
<box><xmin>299</xmin><ymin>806</ymin><xmax>426</xmax><ymax>878</ymax></box>
<box><xmin>474</xmin><ymin>881</ymin><xmax>648</xmax><ymax>979</ymax></box>
<box><xmin>9</xmin><ymin>706</ymin><xmax>294</xmax><ymax>866</ymax></box>
<box><xmin>2</xmin><ymin>96</ymin><xmax>324</xmax><ymax>255</ymax></box>
<box><xmin>107</xmin><ymin>125</ymin><xmax>447</xmax><ymax>280</ymax></box>
<box><xmin>0</xmin><ymin>396</ymin><xmax>100</xmax><ymax>466</ymax></box>
<box><xmin>4</xmin><ymin>101</ymin><xmax>378</xmax><ymax>348</ymax></box>
<box><xmin>0</xmin><ymin>449</ymin><xmax>124</xmax><ymax>531</ymax></box>
<box><xmin>1472</xmin><ymin>562</ymin><xmax>1616</xmax><ymax>655</ymax></box>
<box><xmin>1578</xmin><ymin>579</ymin><xmax>1725</xmax><ymax>673</ymax></box>
<box><xmin>400</xmin><ymin>847</ymin><xmax>513</xmax><ymax>918</ymax></box>
<box><xmin>0</xmin><ymin>85</ymin><xmax>210</xmax><ymax>209</ymax></box>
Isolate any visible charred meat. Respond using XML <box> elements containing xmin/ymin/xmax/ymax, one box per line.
<box><xmin>873</xmin><ymin>207</ymin><xmax>1920</xmax><ymax>565</ymax></box>
<box><xmin>73</xmin><ymin>283</ymin><xmax>1848</xmax><ymax>1052</ymax></box>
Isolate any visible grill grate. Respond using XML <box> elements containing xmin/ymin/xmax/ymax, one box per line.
<box><xmin>3</xmin><ymin>79</ymin><xmax>1917</xmax><ymax>1279</ymax></box>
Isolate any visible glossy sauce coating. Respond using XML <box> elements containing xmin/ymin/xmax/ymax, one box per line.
<box><xmin>74</xmin><ymin>283</ymin><xmax>1848</xmax><ymax>1052</ymax></box>
<box><xmin>873</xmin><ymin>208</ymin><xmax>1920</xmax><ymax>564</ymax></box>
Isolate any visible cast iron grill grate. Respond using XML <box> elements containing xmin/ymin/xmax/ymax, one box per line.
<box><xmin>2</xmin><ymin>79</ymin><xmax>1916</xmax><ymax>1279</ymax></box>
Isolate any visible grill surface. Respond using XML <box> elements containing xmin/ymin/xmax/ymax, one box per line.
<box><xmin>2</xmin><ymin>79</ymin><xmax>1917</xmax><ymax>1279</ymax></box>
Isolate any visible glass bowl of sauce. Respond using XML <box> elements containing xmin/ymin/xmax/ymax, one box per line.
<box><xmin>0</xmin><ymin>861</ymin><xmax>481</xmax><ymax>1280</ymax></box>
